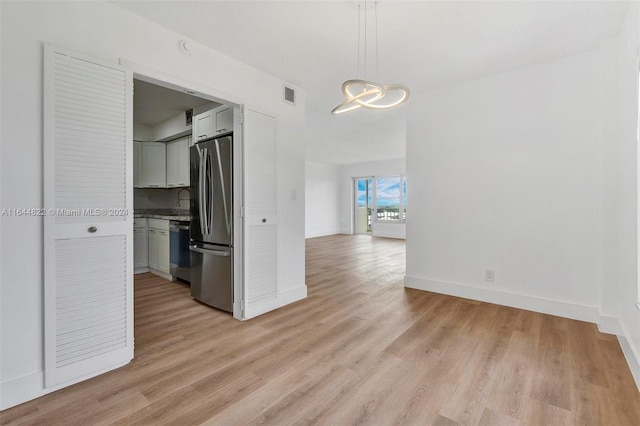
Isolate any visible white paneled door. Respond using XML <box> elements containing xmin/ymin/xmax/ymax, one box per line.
<box><xmin>43</xmin><ymin>46</ymin><xmax>133</xmax><ymax>387</ymax></box>
<box><xmin>243</xmin><ymin>109</ymin><xmax>278</xmax><ymax>318</ymax></box>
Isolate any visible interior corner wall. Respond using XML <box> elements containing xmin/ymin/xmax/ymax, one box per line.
<box><xmin>305</xmin><ymin>161</ymin><xmax>340</xmax><ymax>238</ymax></box>
<box><xmin>338</xmin><ymin>159</ymin><xmax>406</xmax><ymax>238</ymax></box>
<box><xmin>0</xmin><ymin>1</ymin><xmax>305</xmax><ymax>409</ymax></box>
<box><xmin>405</xmin><ymin>49</ymin><xmax>604</xmax><ymax>322</ymax></box>
<box><xmin>604</xmin><ymin>0</ymin><xmax>640</xmax><ymax>388</ymax></box>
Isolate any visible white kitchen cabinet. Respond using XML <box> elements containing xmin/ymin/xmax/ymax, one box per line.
<box><xmin>193</xmin><ymin>105</ymin><xmax>233</xmax><ymax>143</ymax></box>
<box><xmin>140</xmin><ymin>142</ymin><xmax>166</xmax><ymax>188</ymax></box>
<box><xmin>193</xmin><ymin>109</ymin><xmax>214</xmax><ymax>143</ymax></box>
<box><xmin>134</xmin><ymin>218</ymin><xmax>148</xmax><ymax>272</ymax></box>
<box><xmin>148</xmin><ymin>228</ymin><xmax>159</xmax><ymax>270</ymax></box>
<box><xmin>157</xmin><ymin>229</ymin><xmax>170</xmax><ymax>273</ymax></box>
<box><xmin>148</xmin><ymin>219</ymin><xmax>171</xmax><ymax>279</ymax></box>
<box><xmin>215</xmin><ymin>107</ymin><xmax>233</xmax><ymax>135</ymax></box>
<box><xmin>166</xmin><ymin>136</ymin><xmax>190</xmax><ymax>187</ymax></box>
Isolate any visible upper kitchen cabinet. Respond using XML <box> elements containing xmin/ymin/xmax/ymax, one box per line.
<box><xmin>193</xmin><ymin>109</ymin><xmax>214</xmax><ymax>142</ymax></box>
<box><xmin>166</xmin><ymin>136</ymin><xmax>190</xmax><ymax>187</ymax></box>
<box><xmin>193</xmin><ymin>105</ymin><xmax>233</xmax><ymax>143</ymax></box>
<box><xmin>215</xmin><ymin>106</ymin><xmax>233</xmax><ymax>135</ymax></box>
<box><xmin>134</xmin><ymin>136</ymin><xmax>190</xmax><ymax>189</ymax></box>
<box><xmin>139</xmin><ymin>142</ymin><xmax>166</xmax><ymax>188</ymax></box>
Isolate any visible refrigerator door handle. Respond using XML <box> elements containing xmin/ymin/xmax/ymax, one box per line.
<box><xmin>206</xmin><ymin>147</ymin><xmax>214</xmax><ymax>235</ymax></box>
<box><xmin>215</xmin><ymin>139</ymin><xmax>231</xmax><ymax>235</ymax></box>
<box><xmin>198</xmin><ymin>147</ymin><xmax>207</xmax><ymax>236</ymax></box>
<box><xmin>189</xmin><ymin>245</ymin><xmax>231</xmax><ymax>257</ymax></box>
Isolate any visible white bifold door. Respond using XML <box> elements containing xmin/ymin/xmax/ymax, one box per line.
<box><xmin>43</xmin><ymin>46</ymin><xmax>133</xmax><ymax>387</ymax></box>
<box><xmin>243</xmin><ymin>109</ymin><xmax>278</xmax><ymax>318</ymax></box>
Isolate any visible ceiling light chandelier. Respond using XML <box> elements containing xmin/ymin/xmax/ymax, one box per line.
<box><xmin>332</xmin><ymin>0</ymin><xmax>410</xmax><ymax>115</ymax></box>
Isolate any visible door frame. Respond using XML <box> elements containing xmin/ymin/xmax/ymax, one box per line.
<box><xmin>118</xmin><ymin>59</ymin><xmax>246</xmax><ymax>320</ymax></box>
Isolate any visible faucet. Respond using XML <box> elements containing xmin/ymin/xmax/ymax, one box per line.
<box><xmin>176</xmin><ymin>188</ymin><xmax>191</xmax><ymax>207</ymax></box>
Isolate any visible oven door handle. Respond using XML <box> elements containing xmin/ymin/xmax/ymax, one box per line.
<box><xmin>189</xmin><ymin>245</ymin><xmax>230</xmax><ymax>257</ymax></box>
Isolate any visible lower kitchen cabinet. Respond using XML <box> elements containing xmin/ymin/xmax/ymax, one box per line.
<box><xmin>148</xmin><ymin>218</ymin><xmax>171</xmax><ymax>280</ymax></box>
<box><xmin>148</xmin><ymin>228</ymin><xmax>159</xmax><ymax>270</ymax></box>
<box><xmin>134</xmin><ymin>218</ymin><xmax>148</xmax><ymax>273</ymax></box>
<box><xmin>157</xmin><ymin>230</ymin><xmax>170</xmax><ymax>273</ymax></box>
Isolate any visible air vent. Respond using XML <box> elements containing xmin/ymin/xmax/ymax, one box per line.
<box><xmin>283</xmin><ymin>84</ymin><xmax>296</xmax><ymax>105</ymax></box>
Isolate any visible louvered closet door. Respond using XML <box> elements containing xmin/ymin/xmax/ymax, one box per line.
<box><xmin>243</xmin><ymin>109</ymin><xmax>278</xmax><ymax>318</ymax></box>
<box><xmin>43</xmin><ymin>46</ymin><xmax>133</xmax><ymax>387</ymax></box>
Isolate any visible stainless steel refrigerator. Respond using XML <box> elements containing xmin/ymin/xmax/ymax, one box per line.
<box><xmin>190</xmin><ymin>134</ymin><xmax>233</xmax><ymax>312</ymax></box>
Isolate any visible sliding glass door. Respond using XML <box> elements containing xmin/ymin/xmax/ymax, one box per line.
<box><xmin>354</xmin><ymin>178</ymin><xmax>373</xmax><ymax>234</ymax></box>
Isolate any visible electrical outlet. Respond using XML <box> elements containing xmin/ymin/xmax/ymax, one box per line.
<box><xmin>485</xmin><ymin>270</ymin><xmax>495</xmax><ymax>282</ymax></box>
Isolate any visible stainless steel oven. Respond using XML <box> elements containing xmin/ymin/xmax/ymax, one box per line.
<box><xmin>170</xmin><ymin>220</ymin><xmax>190</xmax><ymax>283</ymax></box>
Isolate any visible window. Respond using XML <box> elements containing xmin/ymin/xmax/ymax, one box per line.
<box><xmin>374</xmin><ymin>175</ymin><xmax>407</xmax><ymax>223</ymax></box>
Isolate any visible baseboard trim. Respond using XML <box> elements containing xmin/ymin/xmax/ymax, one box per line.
<box><xmin>0</xmin><ymin>360</ymin><xmax>130</xmax><ymax>410</ymax></box>
<box><xmin>618</xmin><ymin>320</ymin><xmax>640</xmax><ymax>391</ymax></box>
<box><xmin>404</xmin><ymin>275</ymin><xmax>600</xmax><ymax>323</ymax></box>
<box><xmin>305</xmin><ymin>231</ymin><xmax>340</xmax><ymax>239</ymax></box>
<box><xmin>597</xmin><ymin>315</ymin><xmax>623</xmax><ymax>335</ymax></box>
<box><xmin>372</xmin><ymin>231</ymin><xmax>405</xmax><ymax>239</ymax></box>
<box><xmin>148</xmin><ymin>268</ymin><xmax>172</xmax><ymax>281</ymax></box>
<box><xmin>243</xmin><ymin>285</ymin><xmax>307</xmax><ymax>320</ymax></box>
<box><xmin>279</xmin><ymin>285</ymin><xmax>307</xmax><ymax>306</ymax></box>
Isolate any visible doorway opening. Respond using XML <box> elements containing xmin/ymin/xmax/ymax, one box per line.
<box><xmin>354</xmin><ymin>177</ymin><xmax>373</xmax><ymax>234</ymax></box>
<box><xmin>124</xmin><ymin>60</ymin><xmax>245</xmax><ymax>322</ymax></box>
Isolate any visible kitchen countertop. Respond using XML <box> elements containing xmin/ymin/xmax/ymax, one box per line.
<box><xmin>134</xmin><ymin>209</ymin><xmax>190</xmax><ymax>222</ymax></box>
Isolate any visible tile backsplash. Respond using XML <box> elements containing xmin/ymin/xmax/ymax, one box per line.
<box><xmin>134</xmin><ymin>188</ymin><xmax>191</xmax><ymax>210</ymax></box>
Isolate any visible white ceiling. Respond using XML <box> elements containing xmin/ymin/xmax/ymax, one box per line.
<box><xmin>133</xmin><ymin>79</ymin><xmax>215</xmax><ymax>126</ymax></box>
<box><xmin>115</xmin><ymin>1</ymin><xmax>629</xmax><ymax>165</ymax></box>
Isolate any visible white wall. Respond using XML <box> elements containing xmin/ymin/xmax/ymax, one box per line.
<box><xmin>339</xmin><ymin>159</ymin><xmax>406</xmax><ymax>239</ymax></box>
<box><xmin>305</xmin><ymin>161</ymin><xmax>340</xmax><ymax>238</ymax></box>
<box><xmin>133</xmin><ymin>123</ymin><xmax>153</xmax><ymax>141</ymax></box>
<box><xmin>0</xmin><ymin>0</ymin><xmax>306</xmax><ymax>409</ymax></box>
<box><xmin>406</xmin><ymin>50</ymin><xmax>603</xmax><ymax>317</ymax></box>
<box><xmin>602</xmin><ymin>1</ymin><xmax>640</xmax><ymax>388</ymax></box>
<box><xmin>405</xmin><ymin>6</ymin><xmax>640</xmax><ymax>388</ymax></box>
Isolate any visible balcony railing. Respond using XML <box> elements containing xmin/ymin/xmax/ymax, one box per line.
<box><xmin>375</xmin><ymin>208</ymin><xmax>405</xmax><ymax>222</ymax></box>
<box><xmin>365</xmin><ymin>208</ymin><xmax>406</xmax><ymax>224</ymax></box>
<box><xmin>358</xmin><ymin>207</ymin><xmax>406</xmax><ymax>233</ymax></box>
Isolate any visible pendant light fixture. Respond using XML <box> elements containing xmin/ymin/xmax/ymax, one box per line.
<box><xmin>332</xmin><ymin>0</ymin><xmax>410</xmax><ymax>115</ymax></box>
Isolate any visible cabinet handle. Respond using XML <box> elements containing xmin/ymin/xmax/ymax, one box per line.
<box><xmin>88</xmin><ymin>226</ymin><xmax>97</xmax><ymax>233</ymax></box>
<box><xmin>199</xmin><ymin>134</ymin><xmax>206</xmax><ymax>139</ymax></box>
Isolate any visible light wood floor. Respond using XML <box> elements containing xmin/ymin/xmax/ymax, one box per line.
<box><xmin>2</xmin><ymin>235</ymin><xmax>640</xmax><ymax>425</ymax></box>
